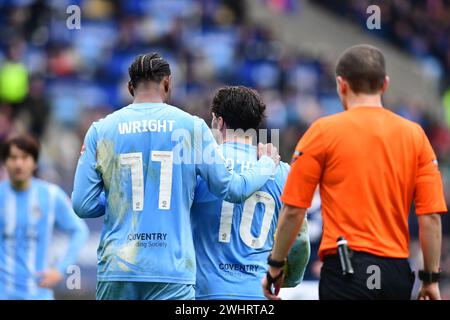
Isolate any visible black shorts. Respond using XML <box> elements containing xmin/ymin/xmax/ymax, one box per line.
<box><xmin>319</xmin><ymin>251</ymin><xmax>415</xmax><ymax>300</ymax></box>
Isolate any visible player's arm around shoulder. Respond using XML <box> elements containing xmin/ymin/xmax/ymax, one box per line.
<box><xmin>194</xmin><ymin>118</ymin><xmax>279</xmax><ymax>203</ymax></box>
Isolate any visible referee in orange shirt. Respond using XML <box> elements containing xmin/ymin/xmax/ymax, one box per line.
<box><xmin>263</xmin><ymin>44</ymin><xmax>447</xmax><ymax>300</ymax></box>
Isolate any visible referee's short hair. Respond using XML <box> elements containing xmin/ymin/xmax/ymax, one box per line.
<box><xmin>335</xmin><ymin>44</ymin><xmax>386</xmax><ymax>94</ymax></box>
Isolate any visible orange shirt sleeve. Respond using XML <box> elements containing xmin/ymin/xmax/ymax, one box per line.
<box><xmin>281</xmin><ymin>120</ymin><xmax>325</xmax><ymax>208</ymax></box>
<box><xmin>414</xmin><ymin>128</ymin><xmax>447</xmax><ymax>215</ymax></box>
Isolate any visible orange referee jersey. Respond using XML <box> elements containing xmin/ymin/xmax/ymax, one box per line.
<box><xmin>281</xmin><ymin>106</ymin><xmax>447</xmax><ymax>260</ymax></box>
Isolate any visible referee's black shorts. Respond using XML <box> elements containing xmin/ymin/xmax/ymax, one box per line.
<box><xmin>319</xmin><ymin>251</ymin><xmax>415</xmax><ymax>300</ymax></box>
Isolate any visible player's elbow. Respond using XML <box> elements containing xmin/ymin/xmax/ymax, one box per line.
<box><xmin>72</xmin><ymin>193</ymin><xmax>92</xmax><ymax>219</ymax></box>
<box><xmin>225</xmin><ymin>191</ymin><xmax>246</xmax><ymax>204</ymax></box>
<box><xmin>224</xmin><ymin>185</ymin><xmax>248</xmax><ymax>203</ymax></box>
<box><xmin>224</xmin><ymin>176</ymin><xmax>253</xmax><ymax>203</ymax></box>
<box><xmin>72</xmin><ymin>200</ymin><xmax>86</xmax><ymax>218</ymax></box>
<box><xmin>72</xmin><ymin>187</ymin><xmax>106</xmax><ymax>218</ymax></box>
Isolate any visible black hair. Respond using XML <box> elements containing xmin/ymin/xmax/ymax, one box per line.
<box><xmin>335</xmin><ymin>44</ymin><xmax>386</xmax><ymax>94</ymax></box>
<box><xmin>210</xmin><ymin>86</ymin><xmax>266</xmax><ymax>131</ymax></box>
<box><xmin>128</xmin><ymin>52</ymin><xmax>171</xmax><ymax>88</ymax></box>
<box><xmin>1</xmin><ymin>134</ymin><xmax>40</xmax><ymax>163</ymax></box>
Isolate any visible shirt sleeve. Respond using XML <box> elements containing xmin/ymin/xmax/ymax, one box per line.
<box><xmin>72</xmin><ymin>123</ymin><xmax>106</xmax><ymax>218</ymax></box>
<box><xmin>54</xmin><ymin>187</ymin><xmax>89</xmax><ymax>275</ymax></box>
<box><xmin>414</xmin><ymin>128</ymin><xmax>447</xmax><ymax>215</ymax></box>
<box><xmin>194</xmin><ymin>119</ymin><xmax>276</xmax><ymax>203</ymax></box>
<box><xmin>281</xmin><ymin>120</ymin><xmax>326</xmax><ymax>208</ymax></box>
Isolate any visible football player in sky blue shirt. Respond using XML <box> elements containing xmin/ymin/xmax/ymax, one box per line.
<box><xmin>191</xmin><ymin>86</ymin><xmax>310</xmax><ymax>300</ymax></box>
<box><xmin>72</xmin><ymin>53</ymin><xmax>280</xmax><ymax>300</ymax></box>
<box><xmin>0</xmin><ymin>135</ymin><xmax>89</xmax><ymax>300</ymax></box>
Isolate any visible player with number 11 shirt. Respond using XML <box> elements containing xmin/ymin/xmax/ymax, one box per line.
<box><xmin>72</xmin><ymin>52</ymin><xmax>280</xmax><ymax>300</ymax></box>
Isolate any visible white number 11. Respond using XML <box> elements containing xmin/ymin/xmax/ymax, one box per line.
<box><xmin>119</xmin><ymin>151</ymin><xmax>174</xmax><ymax>211</ymax></box>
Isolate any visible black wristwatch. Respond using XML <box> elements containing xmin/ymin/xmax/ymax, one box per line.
<box><xmin>418</xmin><ymin>270</ymin><xmax>441</xmax><ymax>283</ymax></box>
<box><xmin>267</xmin><ymin>254</ymin><xmax>286</xmax><ymax>268</ymax></box>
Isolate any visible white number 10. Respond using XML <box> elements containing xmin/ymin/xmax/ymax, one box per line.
<box><xmin>119</xmin><ymin>151</ymin><xmax>173</xmax><ymax>211</ymax></box>
<box><xmin>218</xmin><ymin>191</ymin><xmax>276</xmax><ymax>249</ymax></box>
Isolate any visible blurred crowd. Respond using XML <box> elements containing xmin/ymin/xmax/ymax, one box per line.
<box><xmin>315</xmin><ymin>0</ymin><xmax>450</xmax><ymax>127</ymax></box>
<box><xmin>0</xmin><ymin>0</ymin><xmax>449</xmax><ymax>298</ymax></box>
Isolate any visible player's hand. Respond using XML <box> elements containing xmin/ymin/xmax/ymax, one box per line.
<box><xmin>37</xmin><ymin>268</ymin><xmax>63</xmax><ymax>288</ymax></box>
<box><xmin>258</xmin><ymin>143</ymin><xmax>280</xmax><ymax>165</ymax></box>
<box><xmin>262</xmin><ymin>266</ymin><xmax>284</xmax><ymax>300</ymax></box>
<box><xmin>418</xmin><ymin>282</ymin><xmax>441</xmax><ymax>300</ymax></box>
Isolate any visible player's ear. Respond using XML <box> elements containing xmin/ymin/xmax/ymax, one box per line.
<box><xmin>336</xmin><ymin>76</ymin><xmax>347</xmax><ymax>95</ymax></box>
<box><xmin>380</xmin><ymin>76</ymin><xmax>390</xmax><ymax>94</ymax></box>
<box><xmin>218</xmin><ymin>116</ymin><xmax>224</xmax><ymax>131</ymax></box>
<box><xmin>128</xmin><ymin>81</ymin><xmax>134</xmax><ymax>97</ymax></box>
<box><xmin>163</xmin><ymin>75</ymin><xmax>172</xmax><ymax>94</ymax></box>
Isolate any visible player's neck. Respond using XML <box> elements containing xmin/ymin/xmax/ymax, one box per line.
<box><xmin>223</xmin><ymin>134</ymin><xmax>253</xmax><ymax>145</ymax></box>
<box><xmin>133</xmin><ymin>92</ymin><xmax>164</xmax><ymax>104</ymax></box>
<box><xmin>10</xmin><ymin>178</ymin><xmax>31</xmax><ymax>191</ymax></box>
<box><xmin>345</xmin><ymin>93</ymin><xmax>383</xmax><ymax>110</ymax></box>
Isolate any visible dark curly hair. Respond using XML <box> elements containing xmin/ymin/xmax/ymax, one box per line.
<box><xmin>128</xmin><ymin>52</ymin><xmax>171</xmax><ymax>88</ymax></box>
<box><xmin>210</xmin><ymin>86</ymin><xmax>266</xmax><ymax>131</ymax></box>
